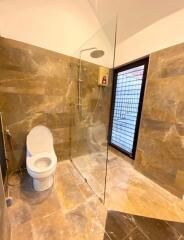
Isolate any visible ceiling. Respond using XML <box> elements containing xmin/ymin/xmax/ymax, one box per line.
<box><xmin>0</xmin><ymin>0</ymin><xmax>100</xmax><ymax>56</ymax></box>
<box><xmin>89</xmin><ymin>0</ymin><xmax>184</xmax><ymax>43</ymax></box>
<box><xmin>0</xmin><ymin>0</ymin><xmax>183</xmax><ymax>66</ymax></box>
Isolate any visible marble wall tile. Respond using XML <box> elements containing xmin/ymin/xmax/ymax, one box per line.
<box><xmin>0</xmin><ymin>37</ymin><xmax>111</xmax><ymax>169</ymax></box>
<box><xmin>1</xmin><ymin>37</ymin><xmax>183</xmax><ymax>199</ymax></box>
<box><xmin>135</xmin><ymin>42</ymin><xmax>184</xmax><ymax>197</ymax></box>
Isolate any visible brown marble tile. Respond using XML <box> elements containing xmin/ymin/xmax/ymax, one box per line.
<box><xmin>8</xmin><ymin>173</ymin><xmax>61</xmax><ymax>226</ymax></box>
<box><xmin>175</xmin><ymin>170</ymin><xmax>184</xmax><ymax>192</ymax></box>
<box><xmin>32</xmin><ymin>211</ymin><xmax>70</xmax><ymax>240</ymax></box>
<box><xmin>11</xmin><ymin>222</ymin><xmax>33</xmax><ymax>240</ymax></box>
<box><xmin>104</xmin><ymin>211</ymin><xmax>136</xmax><ymax>240</ymax></box>
<box><xmin>8</xmin><ymin>199</ymin><xmax>31</xmax><ymax>226</ymax></box>
<box><xmin>54</xmin><ymin>162</ymin><xmax>89</xmax><ymax>211</ymax></box>
<box><xmin>7</xmin><ymin>160</ymin><xmax>184</xmax><ymax>240</ymax></box>
<box><xmin>84</xmin><ymin>195</ymin><xmax>107</xmax><ymax>226</ymax></box>
<box><xmin>135</xmin><ymin>42</ymin><xmax>184</xmax><ymax>197</ymax></box>
<box><xmin>78</xmin><ymin>183</ymin><xmax>94</xmax><ymax>199</ymax></box>
<box><xmin>55</xmin><ymin>176</ymin><xmax>86</xmax><ymax>211</ymax></box>
<box><xmin>105</xmin><ymin>151</ymin><xmax>184</xmax><ymax>222</ymax></box>
<box><xmin>30</xmin><ymin>190</ymin><xmax>61</xmax><ymax>219</ymax></box>
<box><xmin>133</xmin><ymin>215</ymin><xmax>180</xmax><ymax>240</ymax></box>
<box><xmin>124</xmin><ymin>228</ymin><xmax>149</xmax><ymax>240</ymax></box>
<box><xmin>104</xmin><ymin>210</ymin><xmax>184</xmax><ymax>240</ymax></box>
<box><xmin>166</xmin><ymin>221</ymin><xmax>184</xmax><ymax>236</ymax></box>
<box><xmin>0</xmin><ymin>37</ymin><xmax>110</xmax><ymax>169</ymax></box>
<box><xmin>103</xmin><ymin>233</ymin><xmax>112</xmax><ymax>240</ymax></box>
<box><xmin>65</xmin><ymin>197</ymin><xmax>106</xmax><ymax>240</ymax></box>
<box><xmin>72</xmin><ymin>152</ymin><xmax>107</xmax><ymax>197</ymax></box>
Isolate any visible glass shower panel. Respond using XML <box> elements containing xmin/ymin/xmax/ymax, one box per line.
<box><xmin>70</xmin><ymin>18</ymin><xmax>116</xmax><ymax>202</ymax></box>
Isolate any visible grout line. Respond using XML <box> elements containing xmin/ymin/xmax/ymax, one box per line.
<box><xmin>101</xmin><ymin>227</ymin><xmax>113</xmax><ymax>240</ymax></box>
<box><xmin>63</xmin><ymin>197</ymin><xmax>95</xmax><ymax>214</ymax></box>
<box><xmin>122</xmin><ymin>226</ymin><xmax>138</xmax><ymax>240</ymax></box>
<box><xmin>136</xmin><ymin>226</ymin><xmax>151</xmax><ymax>240</ymax></box>
<box><xmin>165</xmin><ymin>221</ymin><xmax>183</xmax><ymax>238</ymax></box>
<box><xmin>104</xmin><ymin>232</ymin><xmax>113</xmax><ymax>240</ymax></box>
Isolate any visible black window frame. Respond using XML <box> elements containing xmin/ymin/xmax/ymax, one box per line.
<box><xmin>108</xmin><ymin>57</ymin><xmax>149</xmax><ymax>159</ymax></box>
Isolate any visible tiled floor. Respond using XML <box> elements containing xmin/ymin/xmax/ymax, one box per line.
<box><xmin>8</xmin><ymin>151</ymin><xmax>184</xmax><ymax>240</ymax></box>
<box><xmin>105</xmin><ymin>151</ymin><xmax>184</xmax><ymax>222</ymax></box>
<box><xmin>9</xmin><ymin>161</ymin><xmax>108</xmax><ymax>240</ymax></box>
<box><xmin>73</xmin><ymin>150</ymin><xmax>184</xmax><ymax>221</ymax></box>
<box><xmin>104</xmin><ymin>211</ymin><xmax>184</xmax><ymax>240</ymax></box>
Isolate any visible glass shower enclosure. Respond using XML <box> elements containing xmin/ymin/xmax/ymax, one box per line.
<box><xmin>69</xmin><ymin>18</ymin><xmax>117</xmax><ymax>202</ymax></box>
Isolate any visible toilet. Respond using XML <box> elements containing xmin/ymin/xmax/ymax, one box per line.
<box><xmin>26</xmin><ymin>125</ymin><xmax>57</xmax><ymax>191</ymax></box>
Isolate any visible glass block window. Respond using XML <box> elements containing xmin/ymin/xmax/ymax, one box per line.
<box><xmin>109</xmin><ymin>58</ymin><xmax>149</xmax><ymax>158</ymax></box>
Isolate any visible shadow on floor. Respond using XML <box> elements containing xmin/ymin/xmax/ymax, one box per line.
<box><xmin>19</xmin><ymin>171</ymin><xmax>52</xmax><ymax>205</ymax></box>
<box><xmin>103</xmin><ymin>211</ymin><xmax>184</xmax><ymax>240</ymax></box>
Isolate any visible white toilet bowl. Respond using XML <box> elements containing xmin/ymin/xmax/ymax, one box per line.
<box><xmin>26</xmin><ymin>125</ymin><xmax>57</xmax><ymax>191</ymax></box>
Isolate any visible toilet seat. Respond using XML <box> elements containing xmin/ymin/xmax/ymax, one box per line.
<box><xmin>27</xmin><ymin>152</ymin><xmax>57</xmax><ymax>174</ymax></box>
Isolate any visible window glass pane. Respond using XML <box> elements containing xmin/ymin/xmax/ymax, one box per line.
<box><xmin>109</xmin><ymin>58</ymin><xmax>148</xmax><ymax>158</ymax></box>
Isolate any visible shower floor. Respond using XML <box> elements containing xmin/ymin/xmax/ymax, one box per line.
<box><xmin>8</xmin><ymin>151</ymin><xmax>184</xmax><ymax>240</ymax></box>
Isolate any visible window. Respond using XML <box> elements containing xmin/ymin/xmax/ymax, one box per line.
<box><xmin>109</xmin><ymin>57</ymin><xmax>149</xmax><ymax>159</ymax></box>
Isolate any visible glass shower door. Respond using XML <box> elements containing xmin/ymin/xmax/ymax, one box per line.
<box><xmin>70</xmin><ymin>18</ymin><xmax>117</xmax><ymax>202</ymax></box>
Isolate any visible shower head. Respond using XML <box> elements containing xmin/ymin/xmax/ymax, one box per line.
<box><xmin>90</xmin><ymin>49</ymin><xmax>105</xmax><ymax>58</ymax></box>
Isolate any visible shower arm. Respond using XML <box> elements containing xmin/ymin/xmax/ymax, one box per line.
<box><xmin>78</xmin><ymin>47</ymin><xmax>97</xmax><ymax>82</ymax></box>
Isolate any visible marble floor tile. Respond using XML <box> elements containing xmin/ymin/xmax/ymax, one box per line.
<box><xmin>65</xmin><ymin>203</ymin><xmax>104</xmax><ymax>240</ymax></box>
<box><xmin>32</xmin><ymin>211</ymin><xmax>70</xmax><ymax>240</ymax></box>
<box><xmin>11</xmin><ymin>222</ymin><xmax>33</xmax><ymax>240</ymax></box>
<box><xmin>8</xmin><ymin>155</ymin><xmax>184</xmax><ymax>240</ymax></box>
<box><xmin>8</xmin><ymin>174</ymin><xmax>61</xmax><ymax>224</ymax></box>
<box><xmin>133</xmin><ymin>215</ymin><xmax>180</xmax><ymax>240</ymax></box>
<box><xmin>166</xmin><ymin>221</ymin><xmax>184</xmax><ymax>236</ymax></box>
<box><xmin>72</xmin><ymin>152</ymin><xmax>107</xmax><ymax>197</ymax></box>
<box><xmin>30</xmin><ymin>190</ymin><xmax>61</xmax><ymax>219</ymax></box>
<box><xmin>8</xmin><ymin>199</ymin><xmax>31</xmax><ymax>226</ymax></box>
<box><xmin>104</xmin><ymin>211</ymin><xmax>184</xmax><ymax>240</ymax></box>
<box><xmin>54</xmin><ymin>164</ymin><xmax>88</xmax><ymax>211</ymax></box>
<box><xmin>72</xmin><ymin>150</ymin><xmax>184</xmax><ymax>222</ymax></box>
<box><xmin>104</xmin><ymin>151</ymin><xmax>184</xmax><ymax>222</ymax></box>
<box><xmin>123</xmin><ymin>228</ymin><xmax>148</xmax><ymax>240</ymax></box>
<box><xmin>78</xmin><ymin>182</ymin><xmax>94</xmax><ymax>199</ymax></box>
<box><xmin>61</xmin><ymin>196</ymin><xmax>107</xmax><ymax>239</ymax></box>
<box><xmin>104</xmin><ymin>211</ymin><xmax>136</xmax><ymax>240</ymax></box>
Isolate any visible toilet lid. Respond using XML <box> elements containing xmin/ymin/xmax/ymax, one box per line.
<box><xmin>27</xmin><ymin>125</ymin><xmax>53</xmax><ymax>155</ymax></box>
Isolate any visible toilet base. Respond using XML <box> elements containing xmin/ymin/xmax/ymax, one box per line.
<box><xmin>33</xmin><ymin>175</ymin><xmax>54</xmax><ymax>191</ymax></box>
